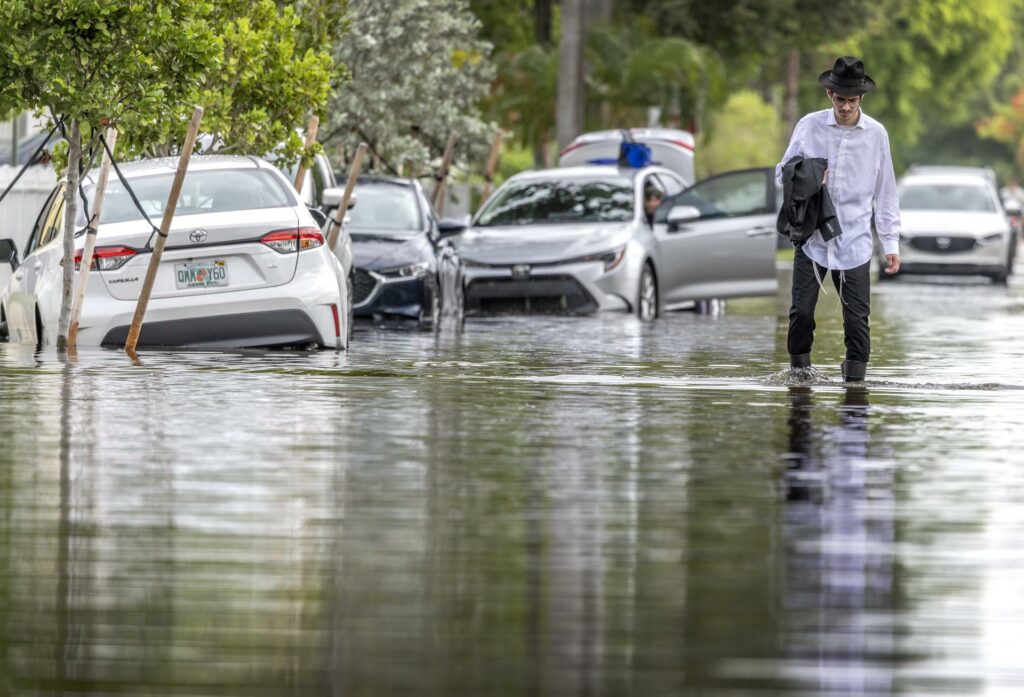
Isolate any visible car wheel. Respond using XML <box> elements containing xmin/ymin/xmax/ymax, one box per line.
<box><xmin>991</xmin><ymin>267</ymin><xmax>1010</xmax><ymax>285</ymax></box>
<box><xmin>0</xmin><ymin>305</ymin><xmax>8</xmax><ymax>343</ymax></box>
<box><xmin>637</xmin><ymin>262</ymin><xmax>658</xmax><ymax>321</ymax></box>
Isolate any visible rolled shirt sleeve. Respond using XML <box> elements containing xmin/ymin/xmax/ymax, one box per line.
<box><xmin>776</xmin><ymin>118</ymin><xmax>807</xmax><ymax>187</ymax></box>
<box><xmin>873</xmin><ymin>129</ymin><xmax>901</xmax><ymax>257</ymax></box>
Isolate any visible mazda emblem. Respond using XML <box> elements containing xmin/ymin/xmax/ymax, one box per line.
<box><xmin>189</xmin><ymin>229</ymin><xmax>208</xmax><ymax>243</ymax></box>
<box><xmin>511</xmin><ymin>264</ymin><xmax>532</xmax><ymax>279</ymax></box>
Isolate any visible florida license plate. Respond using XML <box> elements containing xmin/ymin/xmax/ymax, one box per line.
<box><xmin>175</xmin><ymin>260</ymin><xmax>228</xmax><ymax>289</ymax></box>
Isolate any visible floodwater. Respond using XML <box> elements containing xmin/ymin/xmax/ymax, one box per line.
<box><xmin>3</xmin><ymin>270</ymin><xmax>1024</xmax><ymax>696</ymax></box>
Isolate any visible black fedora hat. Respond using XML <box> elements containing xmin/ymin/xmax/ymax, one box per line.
<box><xmin>818</xmin><ymin>56</ymin><xmax>875</xmax><ymax>96</ymax></box>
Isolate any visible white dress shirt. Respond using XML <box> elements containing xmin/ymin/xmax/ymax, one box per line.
<box><xmin>776</xmin><ymin>108</ymin><xmax>901</xmax><ymax>270</ymax></box>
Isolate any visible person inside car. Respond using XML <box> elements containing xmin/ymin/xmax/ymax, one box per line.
<box><xmin>643</xmin><ymin>180</ymin><xmax>664</xmax><ymax>228</ymax></box>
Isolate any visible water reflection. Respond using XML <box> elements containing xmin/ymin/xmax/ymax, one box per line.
<box><xmin>781</xmin><ymin>387</ymin><xmax>898</xmax><ymax>695</ymax></box>
<box><xmin>4</xmin><ymin>286</ymin><xmax>1024</xmax><ymax>695</ymax></box>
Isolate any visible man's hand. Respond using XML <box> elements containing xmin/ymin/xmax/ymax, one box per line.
<box><xmin>823</xmin><ymin>168</ymin><xmax>829</xmax><ymax>186</ymax></box>
<box><xmin>884</xmin><ymin>254</ymin><xmax>900</xmax><ymax>274</ymax></box>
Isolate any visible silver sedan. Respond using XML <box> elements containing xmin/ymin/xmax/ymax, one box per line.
<box><xmin>451</xmin><ymin>165</ymin><xmax>778</xmax><ymax>319</ymax></box>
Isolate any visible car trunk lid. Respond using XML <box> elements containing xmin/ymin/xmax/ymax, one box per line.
<box><xmin>95</xmin><ymin>208</ymin><xmax>302</xmax><ymax>301</ymax></box>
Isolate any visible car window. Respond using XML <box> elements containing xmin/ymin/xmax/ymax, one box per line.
<box><xmin>348</xmin><ymin>183</ymin><xmax>422</xmax><ymax>235</ymax></box>
<box><xmin>33</xmin><ymin>189</ymin><xmax>66</xmax><ymax>252</ymax></box>
<box><xmin>664</xmin><ymin>170</ymin><xmax>771</xmax><ymax>221</ymax></box>
<box><xmin>654</xmin><ymin>172</ymin><xmax>686</xmax><ymax>197</ymax></box>
<box><xmin>24</xmin><ymin>186</ymin><xmax>62</xmax><ymax>256</ymax></box>
<box><xmin>899</xmin><ymin>183</ymin><xmax>998</xmax><ymax>212</ymax></box>
<box><xmin>93</xmin><ymin>169</ymin><xmax>297</xmax><ymax>224</ymax></box>
<box><xmin>311</xmin><ymin>158</ymin><xmax>326</xmax><ymax>206</ymax></box>
<box><xmin>476</xmin><ymin>177</ymin><xmax>634</xmax><ymax>226</ymax></box>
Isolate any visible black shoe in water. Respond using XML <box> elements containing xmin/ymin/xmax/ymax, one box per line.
<box><xmin>790</xmin><ymin>353</ymin><xmax>811</xmax><ymax>369</ymax></box>
<box><xmin>842</xmin><ymin>360</ymin><xmax>867</xmax><ymax>382</ymax></box>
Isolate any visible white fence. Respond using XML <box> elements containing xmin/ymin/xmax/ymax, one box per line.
<box><xmin>0</xmin><ymin>164</ymin><xmax>56</xmax><ymax>252</ymax></box>
<box><xmin>0</xmin><ymin>165</ymin><xmax>55</xmax><ymax>294</ymax></box>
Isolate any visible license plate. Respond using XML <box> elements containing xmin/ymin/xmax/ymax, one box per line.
<box><xmin>175</xmin><ymin>260</ymin><xmax>228</xmax><ymax>289</ymax></box>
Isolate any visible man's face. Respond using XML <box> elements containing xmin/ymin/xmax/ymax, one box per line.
<box><xmin>827</xmin><ymin>89</ymin><xmax>862</xmax><ymax>125</ymax></box>
<box><xmin>644</xmin><ymin>191</ymin><xmax>663</xmax><ymax>216</ymax></box>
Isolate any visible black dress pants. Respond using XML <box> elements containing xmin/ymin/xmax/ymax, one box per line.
<box><xmin>788</xmin><ymin>246</ymin><xmax>871</xmax><ymax>363</ymax></box>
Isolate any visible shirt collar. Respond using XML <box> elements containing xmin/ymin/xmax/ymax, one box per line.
<box><xmin>826</xmin><ymin>108</ymin><xmax>867</xmax><ymax>130</ymax></box>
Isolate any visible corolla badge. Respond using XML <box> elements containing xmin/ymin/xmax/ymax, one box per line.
<box><xmin>511</xmin><ymin>264</ymin><xmax>532</xmax><ymax>279</ymax></box>
<box><xmin>189</xmin><ymin>229</ymin><xmax>209</xmax><ymax>243</ymax></box>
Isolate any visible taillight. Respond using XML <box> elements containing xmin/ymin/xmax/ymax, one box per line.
<box><xmin>74</xmin><ymin>246</ymin><xmax>138</xmax><ymax>271</ymax></box>
<box><xmin>261</xmin><ymin>227</ymin><xmax>324</xmax><ymax>254</ymax></box>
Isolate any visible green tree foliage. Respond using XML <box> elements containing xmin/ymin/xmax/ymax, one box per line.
<box><xmin>586</xmin><ymin>22</ymin><xmax>724</xmax><ymax>131</ymax></box>
<box><xmin>487</xmin><ymin>45</ymin><xmax>558</xmax><ymax>165</ymax></box>
<box><xmin>122</xmin><ymin>0</ymin><xmax>338</xmax><ymax>168</ymax></box>
<box><xmin>839</xmin><ymin>0</ymin><xmax>1014</xmax><ymax>168</ymax></box>
<box><xmin>325</xmin><ymin>0</ymin><xmax>497</xmax><ymax>176</ymax></box>
<box><xmin>698</xmin><ymin>91</ymin><xmax>781</xmax><ymax>177</ymax></box>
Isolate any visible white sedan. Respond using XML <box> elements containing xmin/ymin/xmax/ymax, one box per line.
<box><xmin>0</xmin><ymin>155</ymin><xmax>350</xmax><ymax>349</ymax></box>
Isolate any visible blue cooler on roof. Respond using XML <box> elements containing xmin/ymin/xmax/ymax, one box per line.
<box><xmin>558</xmin><ymin>128</ymin><xmax>696</xmax><ymax>185</ymax></box>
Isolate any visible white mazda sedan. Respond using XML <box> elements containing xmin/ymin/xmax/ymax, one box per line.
<box><xmin>0</xmin><ymin>155</ymin><xmax>350</xmax><ymax>349</ymax></box>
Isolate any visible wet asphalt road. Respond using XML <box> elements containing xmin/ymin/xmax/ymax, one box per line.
<box><xmin>2</xmin><ymin>268</ymin><xmax>1024</xmax><ymax>696</ymax></box>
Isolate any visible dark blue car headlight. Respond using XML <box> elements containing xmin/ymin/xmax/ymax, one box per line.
<box><xmin>378</xmin><ymin>261</ymin><xmax>430</xmax><ymax>278</ymax></box>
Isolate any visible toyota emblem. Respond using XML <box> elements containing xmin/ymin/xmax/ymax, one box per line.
<box><xmin>511</xmin><ymin>264</ymin><xmax>532</xmax><ymax>279</ymax></box>
<box><xmin>936</xmin><ymin>236</ymin><xmax>951</xmax><ymax>250</ymax></box>
<box><xmin>189</xmin><ymin>229</ymin><xmax>209</xmax><ymax>243</ymax></box>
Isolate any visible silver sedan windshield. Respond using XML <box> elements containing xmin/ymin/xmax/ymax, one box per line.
<box><xmin>477</xmin><ymin>177</ymin><xmax>634</xmax><ymax>226</ymax></box>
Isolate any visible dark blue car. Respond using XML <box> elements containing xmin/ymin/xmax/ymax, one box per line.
<box><xmin>346</xmin><ymin>176</ymin><xmax>463</xmax><ymax>330</ymax></box>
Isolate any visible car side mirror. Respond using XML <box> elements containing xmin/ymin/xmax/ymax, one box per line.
<box><xmin>308</xmin><ymin>207</ymin><xmax>329</xmax><ymax>228</ymax></box>
<box><xmin>437</xmin><ymin>215</ymin><xmax>470</xmax><ymax>236</ymax></box>
<box><xmin>666</xmin><ymin>205</ymin><xmax>702</xmax><ymax>229</ymax></box>
<box><xmin>0</xmin><ymin>238</ymin><xmax>19</xmax><ymax>271</ymax></box>
<box><xmin>323</xmin><ymin>187</ymin><xmax>357</xmax><ymax>211</ymax></box>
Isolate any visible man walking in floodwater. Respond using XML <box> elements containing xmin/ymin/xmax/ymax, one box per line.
<box><xmin>777</xmin><ymin>56</ymin><xmax>901</xmax><ymax>382</ymax></box>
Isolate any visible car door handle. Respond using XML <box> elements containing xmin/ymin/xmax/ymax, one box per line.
<box><xmin>33</xmin><ymin>261</ymin><xmax>42</xmax><ymax>270</ymax></box>
<box><xmin>14</xmin><ymin>271</ymin><xmax>23</xmax><ymax>280</ymax></box>
<box><xmin>745</xmin><ymin>226</ymin><xmax>775</xmax><ymax>237</ymax></box>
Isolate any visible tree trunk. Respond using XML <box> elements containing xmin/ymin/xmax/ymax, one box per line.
<box><xmin>56</xmin><ymin>120</ymin><xmax>81</xmax><ymax>352</ymax></box>
<box><xmin>784</xmin><ymin>50</ymin><xmax>801</xmax><ymax>141</ymax></box>
<box><xmin>535</xmin><ymin>0</ymin><xmax>552</xmax><ymax>47</ymax></box>
<box><xmin>556</xmin><ymin>0</ymin><xmax>586</xmax><ymax>151</ymax></box>
<box><xmin>533</xmin><ymin>137</ymin><xmax>548</xmax><ymax>169</ymax></box>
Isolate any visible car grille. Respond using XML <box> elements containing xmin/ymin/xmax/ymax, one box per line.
<box><xmin>909</xmin><ymin>236</ymin><xmax>978</xmax><ymax>254</ymax></box>
<box><xmin>352</xmin><ymin>268</ymin><xmax>379</xmax><ymax>306</ymax></box>
<box><xmin>465</xmin><ymin>275</ymin><xmax>598</xmax><ymax>315</ymax></box>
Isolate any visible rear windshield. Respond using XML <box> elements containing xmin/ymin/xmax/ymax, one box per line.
<box><xmin>349</xmin><ymin>183</ymin><xmax>422</xmax><ymax>235</ymax></box>
<box><xmin>88</xmin><ymin>168</ymin><xmax>296</xmax><ymax>225</ymax></box>
<box><xmin>476</xmin><ymin>177</ymin><xmax>634</xmax><ymax>226</ymax></box>
<box><xmin>899</xmin><ymin>183</ymin><xmax>997</xmax><ymax>212</ymax></box>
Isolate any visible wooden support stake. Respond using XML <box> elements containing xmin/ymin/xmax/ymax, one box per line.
<box><xmin>433</xmin><ymin>133</ymin><xmax>459</xmax><ymax>217</ymax></box>
<box><xmin>480</xmin><ymin>131</ymin><xmax>503</xmax><ymax>205</ymax></box>
<box><xmin>326</xmin><ymin>142</ymin><xmax>367</xmax><ymax>252</ymax></box>
<box><xmin>293</xmin><ymin>115</ymin><xmax>320</xmax><ymax>198</ymax></box>
<box><xmin>68</xmin><ymin>127</ymin><xmax>118</xmax><ymax>349</ymax></box>
<box><xmin>124</xmin><ymin>106</ymin><xmax>204</xmax><ymax>354</ymax></box>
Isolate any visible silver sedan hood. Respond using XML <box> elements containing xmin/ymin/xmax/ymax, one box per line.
<box><xmin>454</xmin><ymin>222</ymin><xmax>633</xmax><ymax>265</ymax></box>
